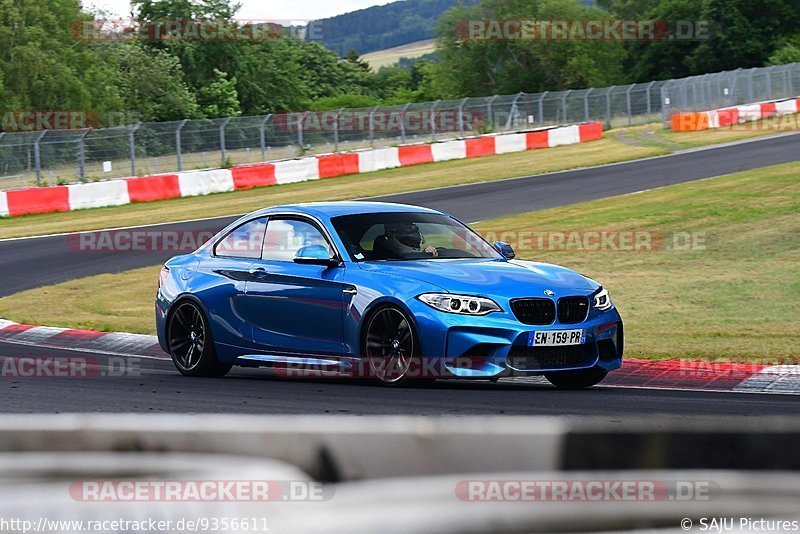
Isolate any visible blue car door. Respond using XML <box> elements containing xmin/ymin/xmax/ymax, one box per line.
<box><xmin>201</xmin><ymin>216</ymin><xmax>268</xmax><ymax>349</ymax></box>
<box><xmin>241</xmin><ymin>216</ymin><xmax>346</xmax><ymax>356</ymax></box>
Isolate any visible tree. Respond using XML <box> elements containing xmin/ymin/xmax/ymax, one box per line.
<box><xmin>688</xmin><ymin>0</ymin><xmax>800</xmax><ymax>73</ymax></box>
<box><xmin>434</xmin><ymin>0</ymin><xmax>626</xmax><ymax>96</ymax></box>
<box><xmin>103</xmin><ymin>43</ymin><xmax>199</xmax><ymax>122</ymax></box>
<box><xmin>768</xmin><ymin>41</ymin><xmax>800</xmax><ymax>66</ymax></box>
<box><xmin>618</xmin><ymin>0</ymin><xmax>707</xmax><ymax>81</ymax></box>
<box><xmin>0</xmin><ymin>0</ymin><xmax>123</xmax><ymax>114</ymax></box>
<box><xmin>344</xmin><ymin>48</ymin><xmax>372</xmax><ymax>72</ymax></box>
<box><xmin>198</xmin><ymin>68</ymin><xmax>241</xmax><ymax>117</ymax></box>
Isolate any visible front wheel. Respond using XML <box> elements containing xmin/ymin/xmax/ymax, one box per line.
<box><xmin>545</xmin><ymin>366</ymin><xmax>608</xmax><ymax>390</ymax></box>
<box><xmin>363</xmin><ymin>306</ymin><xmax>434</xmax><ymax>387</ymax></box>
<box><xmin>168</xmin><ymin>301</ymin><xmax>232</xmax><ymax>378</ymax></box>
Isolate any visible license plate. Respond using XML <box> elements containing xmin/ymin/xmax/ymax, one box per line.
<box><xmin>529</xmin><ymin>329</ymin><xmax>586</xmax><ymax>347</ymax></box>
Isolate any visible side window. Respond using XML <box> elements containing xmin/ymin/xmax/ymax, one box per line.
<box><xmin>262</xmin><ymin>219</ymin><xmax>332</xmax><ymax>262</ymax></box>
<box><xmin>214</xmin><ymin>218</ymin><xmax>267</xmax><ymax>259</ymax></box>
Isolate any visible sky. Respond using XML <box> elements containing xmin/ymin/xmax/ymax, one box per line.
<box><xmin>84</xmin><ymin>0</ymin><xmax>396</xmax><ymax>21</ymax></box>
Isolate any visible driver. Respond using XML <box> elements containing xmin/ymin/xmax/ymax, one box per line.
<box><xmin>385</xmin><ymin>223</ymin><xmax>438</xmax><ymax>258</ymax></box>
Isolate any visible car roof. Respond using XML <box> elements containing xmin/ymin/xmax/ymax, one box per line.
<box><xmin>254</xmin><ymin>201</ymin><xmax>444</xmax><ymax>219</ymax></box>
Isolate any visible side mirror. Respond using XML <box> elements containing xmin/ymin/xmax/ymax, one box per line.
<box><xmin>493</xmin><ymin>241</ymin><xmax>516</xmax><ymax>260</ymax></box>
<box><xmin>294</xmin><ymin>245</ymin><xmax>340</xmax><ymax>267</ymax></box>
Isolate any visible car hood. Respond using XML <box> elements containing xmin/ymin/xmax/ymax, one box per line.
<box><xmin>357</xmin><ymin>258</ymin><xmax>599</xmax><ymax>299</ymax></box>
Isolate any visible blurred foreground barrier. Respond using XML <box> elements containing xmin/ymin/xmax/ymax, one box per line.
<box><xmin>0</xmin><ymin>417</ymin><xmax>799</xmax><ymax>533</ymax></box>
<box><xmin>0</xmin><ymin>415</ymin><xmax>798</xmax><ymax>481</ymax></box>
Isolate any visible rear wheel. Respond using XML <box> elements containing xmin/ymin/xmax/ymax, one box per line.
<box><xmin>545</xmin><ymin>366</ymin><xmax>608</xmax><ymax>390</ymax></box>
<box><xmin>364</xmin><ymin>306</ymin><xmax>434</xmax><ymax>387</ymax></box>
<box><xmin>168</xmin><ymin>301</ymin><xmax>232</xmax><ymax>378</ymax></box>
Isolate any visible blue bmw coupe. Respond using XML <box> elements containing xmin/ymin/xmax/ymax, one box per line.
<box><xmin>156</xmin><ymin>202</ymin><xmax>623</xmax><ymax>388</ymax></box>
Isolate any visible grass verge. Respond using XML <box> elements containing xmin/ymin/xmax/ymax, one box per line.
<box><xmin>2</xmin><ymin>162</ymin><xmax>797</xmax><ymax>362</ymax></box>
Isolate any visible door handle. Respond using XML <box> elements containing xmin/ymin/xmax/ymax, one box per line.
<box><xmin>343</xmin><ymin>286</ymin><xmax>358</xmax><ymax>295</ymax></box>
<box><xmin>248</xmin><ymin>267</ymin><xmax>268</xmax><ymax>278</ymax></box>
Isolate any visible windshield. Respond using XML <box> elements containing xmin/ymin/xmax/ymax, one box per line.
<box><xmin>331</xmin><ymin>212</ymin><xmax>502</xmax><ymax>261</ymax></box>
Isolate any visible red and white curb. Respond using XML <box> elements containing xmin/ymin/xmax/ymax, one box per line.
<box><xmin>671</xmin><ymin>95</ymin><xmax>800</xmax><ymax>131</ymax></box>
<box><xmin>0</xmin><ymin>122</ymin><xmax>603</xmax><ymax>218</ymax></box>
<box><xmin>0</xmin><ymin>320</ymin><xmax>166</xmax><ymax>360</ymax></box>
<box><xmin>1</xmin><ymin>320</ymin><xmax>798</xmax><ymax>393</ymax></box>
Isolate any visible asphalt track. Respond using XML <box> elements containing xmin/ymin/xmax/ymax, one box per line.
<box><xmin>2</xmin><ymin>341</ymin><xmax>800</xmax><ymax>415</ymax></box>
<box><xmin>1</xmin><ymin>133</ymin><xmax>799</xmax><ymax>414</ymax></box>
<box><xmin>1</xmin><ymin>132</ymin><xmax>799</xmax><ymax>297</ymax></box>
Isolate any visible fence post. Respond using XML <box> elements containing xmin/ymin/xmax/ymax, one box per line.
<box><xmin>430</xmin><ymin>100</ymin><xmax>441</xmax><ymax>141</ymax></box>
<box><xmin>333</xmin><ymin>108</ymin><xmax>344</xmax><ymax>152</ymax></box>
<box><xmin>747</xmin><ymin>69</ymin><xmax>755</xmax><ymax>102</ymax></box>
<box><xmin>368</xmin><ymin>106</ymin><xmax>379</xmax><ymax>147</ymax></box>
<box><xmin>561</xmin><ymin>90</ymin><xmax>571</xmax><ymax>123</ymax></box>
<box><xmin>625</xmin><ymin>85</ymin><xmax>634</xmax><ymax>125</ymax></box>
<box><xmin>782</xmin><ymin>67</ymin><xmax>790</xmax><ymax>97</ymax></box>
<box><xmin>486</xmin><ymin>95</ymin><xmax>498</xmax><ymax>131</ymax></box>
<box><xmin>33</xmin><ymin>131</ymin><xmax>47</xmax><ymax>186</ymax></box>
<box><xmin>76</xmin><ymin>128</ymin><xmax>91</xmax><ymax>181</ymax></box>
<box><xmin>400</xmin><ymin>103</ymin><xmax>411</xmax><ymax>144</ymax></box>
<box><xmin>259</xmin><ymin>115</ymin><xmax>271</xmax><ymax>161</ymax></box>
<box><xmin>584</xmin><ymin>89</ymin><xmax>593</xmax><ymax>122</ymax></box>
<box><xmin>219</xmin><ymin>117</ymin><xmax>232</xmax><ymax>165</ymax></box>
<box><xmin>538</xmin><ymin>92</ymin><xmax>547</xmax><ymax>126</ymax></box>
<box><xmin>505</xmin><ymin>93</ymin><xmax>522</xmax><ymax>130</ymax></box>
<box><xmin>646</xmin><ymin>81</ymin><xmax>655</xmax><ymax>116</ymax></box>
<box><xmin>701</xmin><ymin>75</ymin><xmax>707</xmax><ymax>109</ymax></box>
<box><xmin>176</xmin><ymin>119</ymin><xmax>188</xmax><ymax>171</ymax></box>
<box><xmin>605</xmin><ymin>87</ymin><xmax>614</xmax><ymax>128</ymax></box>
<box><xmin>765</xmin><ymin>70</ymin><xmax>772</xmax><ymax>100</ymax></box>
<box><xmin>129</xmin><ymin>122</ymin><xmax>141</xmax><ymax>177</ymax></box>
<box><xmin>298</xmin><ymin>112</ymin><xmax>306</xmax><ymax>149</ymax></box>
<box><xmin>457</xmin><ymin>97</ymin><xmax>469</xmax><ymax>134</ymax></box>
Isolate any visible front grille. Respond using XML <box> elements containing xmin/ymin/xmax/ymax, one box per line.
<box><xmin>511</xmin><ymin>299</ymin><xmax>555</xmax><ymax>325</ymax></box>
<box><xmin>507</xmin><ymin>344</ymin><xmax>595</xmax><ymax>371</ymax></box>
<box><xmin>558</xmin><ymin>296</ymin><xmax>590</xmax><ymax>324</ymax></box>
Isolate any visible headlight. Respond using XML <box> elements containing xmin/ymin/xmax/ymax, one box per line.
<box><xmin>418</xmin><ymin>293</ymin><xmax>502</xmax><ymax>316</ymax></box>
<box><xmin>593</xmin><ymin>288</ymin><xmax>613</xmax><ymax>311</ymax></box>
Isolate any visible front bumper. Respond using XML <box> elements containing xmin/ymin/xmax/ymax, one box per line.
<box><xmin>407</xmin><ymin>298</ymin><xmax>624</xmax><ymax>379</ymax></box>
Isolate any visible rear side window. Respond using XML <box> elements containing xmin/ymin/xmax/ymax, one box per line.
<box><xmin>214</xmin><ymin>218</ymin><xmax>267</xmax><ymax>259</ymax></box>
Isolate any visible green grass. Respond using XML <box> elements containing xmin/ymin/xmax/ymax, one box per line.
<box><xmin>2</xmin><ymin>162</ymin><xmax>798</xmax><ymax>362</ymax></box>
<box><xmin>480</xmin><ymin>163</ymin><xmax>800</xmax><ymax>362</ymax></box>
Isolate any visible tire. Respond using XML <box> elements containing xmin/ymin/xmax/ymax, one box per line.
<box><xmin>363</xmin><ymin>305</ymin><xmax>435</xmax><ymax>388</ymax></box>
<box><xmin>167</xmin><ymin>301</ymin><xmax>232</xmax><ymax>378</ymax></box>
<box><xmin>545</xmin><ymin>366</ymin><xmax>608</xmax><ymax>390</ymax></box>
